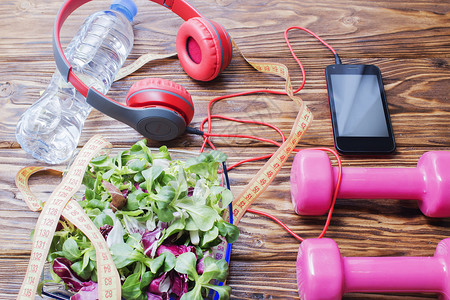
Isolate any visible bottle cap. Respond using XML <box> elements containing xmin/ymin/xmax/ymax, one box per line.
<box><xmin>110</xmin><ymin>0</ymin><xmax>138</xmax><ymax>22</ymax></box>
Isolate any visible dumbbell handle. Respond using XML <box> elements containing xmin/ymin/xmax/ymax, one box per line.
<box><xmin>332</xmin><ymin>167</ymin><xmax>424</xmax><ymax>200</ymax></box>
<box><xmin>291</xmin><ymin>151</ymin><xmax>450</xmax><ymax>217</ymax></box>
<box><xmin>297</xmin><ymin>238</ymin><xmax>450</xmax><ymax>299</ymax></box>
<box><xmin>343</xmin><ymin>256</ymin><xmax>443</xmax><ymax>293</ymax></box>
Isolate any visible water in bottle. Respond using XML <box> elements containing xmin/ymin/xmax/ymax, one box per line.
<box><xmin>16</xmin><ymin>0</ymin><xmax>137</xmax><ymax>164</ymax></box>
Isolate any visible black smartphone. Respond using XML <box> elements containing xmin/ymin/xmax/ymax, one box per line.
<box><xmin>325</xmin><ymin>64</ymin><xmax>395</xmax><ymax>154</ymax></box>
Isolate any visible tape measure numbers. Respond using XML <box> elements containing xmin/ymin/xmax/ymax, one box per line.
<box><xmin>16</xmin><ymin>135</ymin><xmax>121</xmax><ymax>300</ymax></box>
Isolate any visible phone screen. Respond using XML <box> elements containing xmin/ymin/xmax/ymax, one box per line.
<box><xmin>330</xmin><ymin>74</ymin><xmax>389</xmax><ymax>137</ymax></box>
<box><xmin>325</xmin><ymin>64</ymin><xmax>395</xmax><ymax>154</ymax></box>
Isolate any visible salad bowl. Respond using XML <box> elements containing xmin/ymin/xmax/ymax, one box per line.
<box><xmin>38</xmin><ymin>140</ymin><xmax>236</xmax><ymax>300</ymax></box>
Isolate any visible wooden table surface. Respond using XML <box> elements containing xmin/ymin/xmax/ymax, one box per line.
<box><xmin>1</xmin><ymin>0</ymin><xmax>449</xmax><ymax>299</ymax></box>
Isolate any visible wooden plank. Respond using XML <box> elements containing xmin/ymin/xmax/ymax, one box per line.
<box><xmin>1</xmin><ymin>58</ymin><xmax>449</xmax><ymax>148</ymax></box>
<box><xmin>0</xmin><ymin>0</ymin><xmax>448</xmax><ymax>59</ymax></box>
<box><xmin>3</xmin><ymin>148</ymin><xmax>449</xmax><ymax>259</ymax></box>
<box><xmin>0</xmin><ymin>258</ymin><xmax>440</xmax><ymax>299</ymax></box>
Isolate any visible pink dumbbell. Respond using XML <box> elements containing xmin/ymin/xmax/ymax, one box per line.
<box><xmin>290</xmin><ymin>150</ymin><xmax>450</xmax><ymax>217</ymax></box>
<box><xmin>296</xmin><ymin>238</ymin><xmax>450</xmax><ymax>299</ymax></box>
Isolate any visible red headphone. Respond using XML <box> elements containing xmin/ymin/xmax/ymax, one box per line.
<box><xmin>53</xmin><ymin>0</ymin><xmax>233</xmax><ymax>141</ymax></box>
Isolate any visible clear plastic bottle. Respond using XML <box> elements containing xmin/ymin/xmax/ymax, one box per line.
<box><xmin>16</xmin><ymin>0</ymin><xmax>137</xmax><ymax>164</ymax></box>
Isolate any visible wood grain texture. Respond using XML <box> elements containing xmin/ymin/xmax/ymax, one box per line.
<box><xmin>0</xmin><ymin>258</ymin><xmax>444</xmax><ymax>299</ymax></box>
<box><xmin>0</xmin><ymin>0</ymin><xmax>449</xmax><ymax>299</ymax></box>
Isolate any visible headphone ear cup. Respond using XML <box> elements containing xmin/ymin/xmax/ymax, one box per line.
<box><xmin>176</xmin><ymin>17</ymin><xmax>232</xmax><ymax>81</ymax></box>
<box><xmin>126</xmin><ymin>78</ymin><xmax>195</xmax><ymax>141</ymax></box>
<box><xmin>126</xmin><ymin>78</ymin><xmax>194</xmax><ymax>124</ymax></box>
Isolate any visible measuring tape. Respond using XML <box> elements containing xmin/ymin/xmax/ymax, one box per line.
<box><xmin>206</xmin><ymin>38</ymin><xmax>312</xmax><ymax>294</ymax></box>
<box><xmin>16</xmin><ymin>35</ymin><xmax>312</xmax><ymax>298</ymax></box>
<box><xmin>16</xmin><ymin>135</ymin><xmax>121</xmax><ymax>300</ymax></box>
<box><xmin>114</xmin><ymin>52</ymin><xmax>177</xmax><ymax>82</ymax></box>
<box><xmin>222</xmin><ymin>39</ymin><xmax>313</xmax><ymax>224</ymax></box>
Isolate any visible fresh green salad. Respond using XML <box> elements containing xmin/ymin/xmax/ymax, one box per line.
<box><xmin>45</xmin><ymin>140</ymin><xmax>239</xmax><ymax>300</ymax></box>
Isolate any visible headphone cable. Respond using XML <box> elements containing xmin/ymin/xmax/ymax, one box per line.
<box><xmin>191</xmin><ymin>27</ymin><xmax>343</xmax><ymax>242</ymax></box>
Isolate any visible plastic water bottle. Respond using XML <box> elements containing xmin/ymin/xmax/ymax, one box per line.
<box><xmin>16</xmin><ymin>0</ymin><xmax>137</xmax><ymax>164</ymax></box>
